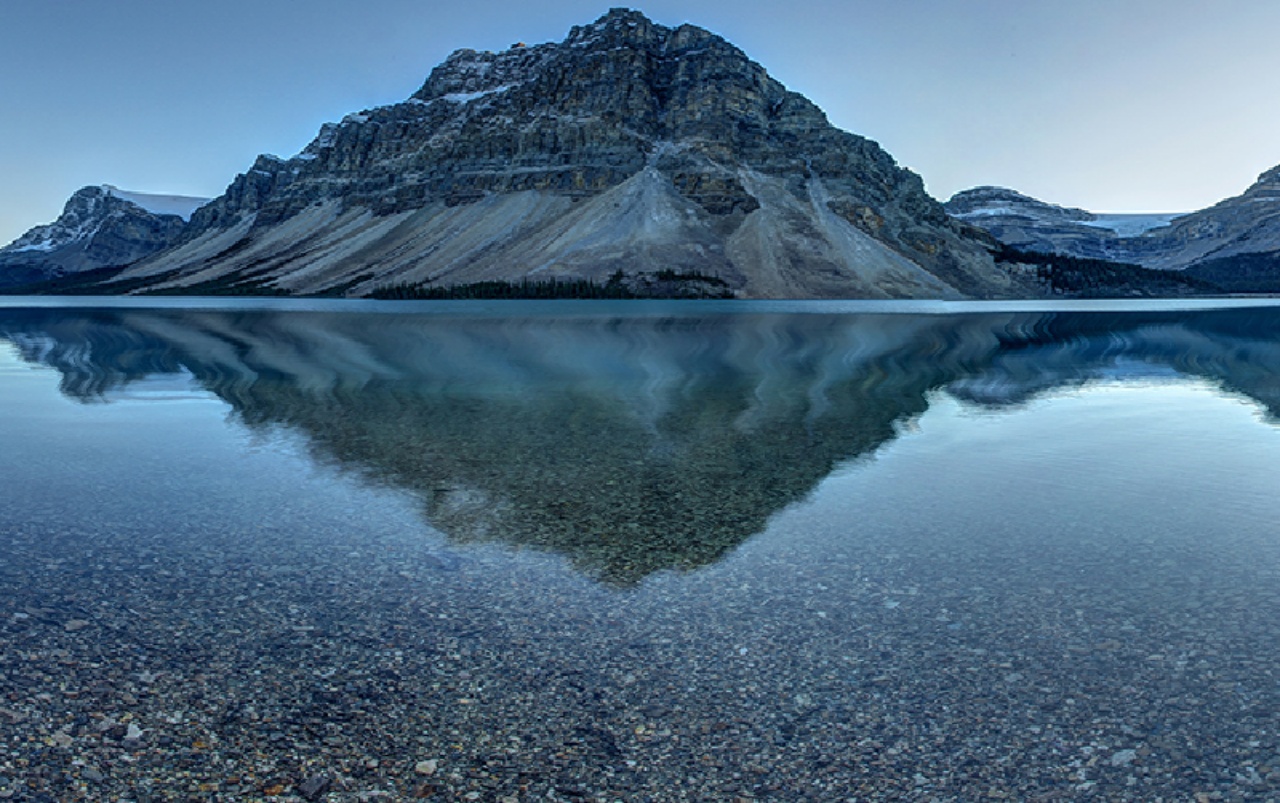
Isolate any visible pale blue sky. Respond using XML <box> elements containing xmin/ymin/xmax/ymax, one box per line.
<box><xmin>3</xmin><ymin>0</ymin><xmax>1280</xmax><ymax>244</ymax></box>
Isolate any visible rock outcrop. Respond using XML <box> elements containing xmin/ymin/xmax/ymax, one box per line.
<box><xmin>109</xmin><ymin>8</ymin><xmax>1028</xmax><ymax>299</ymax></box>
<box><xmin>0</xmin><ymin>186</ymin><xmax>205</xmax><ymax>289</ymax></box>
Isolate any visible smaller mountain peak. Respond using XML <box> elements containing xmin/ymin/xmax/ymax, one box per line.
<box><xmin>1255</xmin><ymin>164</ymin><xmax>1280</xmax><ymax>186</ymax></box>
<box><xmin>70</xmin><ymin>184</ymin><xmax>111</xmax><ymax>199</ymax></box>
<box><xmin>568</xmin><ymin>7</ymin><xmax>667</xmax><ymax>45</ymax></box>
<box><xmin>590</xmin><ymin>7</ymin><xmax>657</xmax><ymax>29</ymax></box>
<box><xmin>945</xmin><ymin>186</ymin><xmax>1094</xmax><ymax>222</ymax></box>
<box><xmin>949</xmin><ymin>186</ymin><xmax>1028</xmax><ymax>201</ymax></box>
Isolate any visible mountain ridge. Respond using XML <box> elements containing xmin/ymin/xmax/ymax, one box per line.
<box><xmin>947</xmin><ymin>167</ymin><xmax>1280</xmax><ymax>281</ymax></box>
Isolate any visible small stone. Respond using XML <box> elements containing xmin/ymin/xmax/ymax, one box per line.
<box><xmin>1109</xmin><ymin>749</ymin><xmax>1138</xmax><ymax>767</ymax></box>
<box><xmin>125</xmin><ymin>723</ymin><xmax>144</xmax><ymax>741</ymax></box>
<box><xmin>298</xmin><ymin>774</ymin><xmax>331</xmax><ymax>801</ymax></box>
<box><xmin>414</xmin><ymin>759</ymin><xmax>438</xmax><ymax>775</ymax></box>
<box><xmin>64</xmin><ymin>619</ymin><xmax>90</xmax><ymax>632</ymax></box>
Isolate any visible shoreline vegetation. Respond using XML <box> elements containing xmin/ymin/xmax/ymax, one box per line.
<box><xmin>992</xmin><ymin>246</ymin><xmax>1221</xmax><ymax>297</ymax></box>
<box><xmin>0</xmin><ymin>267</ymin><xmax>737</xmax><ymax>300</ymax></box>
<box><xmin>0</xmin><ymin>254</ymin><xmax>1237</xmax><ymax>300</ymax></box>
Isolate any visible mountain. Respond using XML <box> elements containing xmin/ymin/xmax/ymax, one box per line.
<box><xmin>947</xmin><ymin>167</ymin><xmax>1280</xmax><ymax>290</ymax></box>
<box><xmin>944</xmin><ymin>186</ymin><xmax>1182</xmax><ymax>262</ymax></box>
<box><xmin>0</xmin><ymin>185</ymin><xmax>207</xmax><ymax>289</ymax></box>
<box><xmin>84</xmin><ymin>8</ymin><xmax>1029</xmax><ymax>299</ymax></box>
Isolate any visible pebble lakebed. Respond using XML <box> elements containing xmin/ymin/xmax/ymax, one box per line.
<box><xmin>4</xmin><ymin>422</ymin><xmax>1280</xmax><ymax>803</ymax></box>
<box><xmin>4</xmin><ymin>303</ymin><xmax>1280</xmax><ymax>801</ymax></box>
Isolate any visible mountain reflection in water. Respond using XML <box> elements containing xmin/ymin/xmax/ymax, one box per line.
<box><xmin>3</xmin><ymin>303</ymin><xmax>1278</xmax><ymax>584</ymax></box>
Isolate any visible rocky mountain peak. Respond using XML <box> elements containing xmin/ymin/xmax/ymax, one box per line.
<box><xmin>415</xmin><ymin>43</ymin><xmax>556</xmax><ymax>101</ymax></box>
<box><xmin>567</xmin><ymin>7</ymin><xmax>664</xmax><ymax>43</ymax></box>
<box><xmin>1240</xmin><ymin>164</ymin><xmax>1280</xmax><ymax>205</ymax></box>
<box><xmin>1256</xmin><ymin>165</ymin><xmax>1280</xmax><ymax>186</ymax></box>
<box><xmin>945</xmin><ymin>186</ymin><xmax>1094</xmax><ymax>223</ymax></box>
<box><xmin>103</xmin><ymin>9</ymin><xmax>1030</xmax><ymax>299</ymax></box>
<box><xmin>3</xmin><ymin>185</ymin><xmax>187</xmax><ymax>255</ymax></box>
<box><xmin>0</xmin><ymin>185</ymin><xmax>197</xmax><ymax>288</ymax></box>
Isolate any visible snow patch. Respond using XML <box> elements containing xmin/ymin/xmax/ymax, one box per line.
<box><xmin>954</xmin><ymin>203</ymin><xmax>1181</xmax><ymax>237</ymax></box>
<box><xmin>1078</xmin><ymin>213</ymin><xmax>1182</xmax><ymax>237</ymax></box>
<box><xmin>951</xmin><ymin>207</ymin><xmax>1025</xmax><ymax>220</ymax></box>
<box><xmin>311</xmin><ymin>123</ymin><xmax>339</xmax><ymax>149</ymax></box>
<box><xmin>12</xmin><ymin>239</ymin><xmax>57</xmax><ymax>253</ymax></box>
<box><xmin>105</xmin><ymin>186</ymin><xmax>210</xmax><ymax>221</ymax></box>
<box><xmin>442</xmin><ymin>85</ymin><xmax>515</xmax><ymax>104</ymax></box>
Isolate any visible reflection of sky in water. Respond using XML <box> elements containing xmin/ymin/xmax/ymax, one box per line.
<box><xmin>4</xmin><ymin>303</ymin><xmax>1280</xmax><ymax>799</ymax></box>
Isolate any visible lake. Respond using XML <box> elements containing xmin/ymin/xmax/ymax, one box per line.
<box><xmin>3</xmin><ymin>297</ymin><xmax>1280</xmax><ymax>801</ymax></box>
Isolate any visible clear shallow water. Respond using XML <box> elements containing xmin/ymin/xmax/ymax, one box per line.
<box><xmin>2</xmin><ymin>300</ymin><xmax>1280</xmax><ymax>801</ymax></box>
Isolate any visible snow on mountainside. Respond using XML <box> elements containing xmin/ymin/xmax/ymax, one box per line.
<box><xmin>1076</xmin><ymin>214</ymin><xmax>1182</xmax><ymax>238</ymax></box>
<box><xmin>945</xmin><ymin>186</ymin><xmax>1185</xmax><ymax>255</ymax></box>
<box><xmin>104</xmin><ymin>186</ymin><xmax>209</xmax><ymax>221</ymax></box>
<box><xmin>0</xmin><ymin>185</ymin><xmax>202</xmax><ymax>287</ymax></box>
<box><xmin>947</xmin><ymin>189</ymin><xmax>1182</xmax><ymax>238</ymax></box>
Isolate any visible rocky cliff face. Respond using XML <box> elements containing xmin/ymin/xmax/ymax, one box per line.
<box><xmin>0</xmin><ymin>186</ymin><xmax>202</xmax><ymax>288</ymax></box>
<box><xmin>948</xmin><ymin>167</ymin><xmax>1280</xmax><ymax>282</ymax></box>
<box><xmin>113</xmin><ymin>8</ymin><xmax>1028</xmax><ymax>299</ymax></box>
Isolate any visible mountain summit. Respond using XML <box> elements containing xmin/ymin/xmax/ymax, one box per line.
<box><xmin>46</xmin><ymin>9</ymin><xmax>1029</xmax><ymax>298</ymax></box>
<box><xmin>0</xmin><ymin>186</ymin><xmax>206</xmax><ymax>288</ymax></box>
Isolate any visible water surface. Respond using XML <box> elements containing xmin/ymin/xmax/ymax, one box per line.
<box><xmin>3</xmin><ymin>299</ymin><xmax>1280</xmax><ymax>801</ymax></box>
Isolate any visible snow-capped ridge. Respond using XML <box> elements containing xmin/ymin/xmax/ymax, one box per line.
<box><xmin>103</xmin><ymin>186</ymin><xmax>210</xmax><ymax>221</ymax></box>
<box><xmin>0</xmin><ymin>185</ymin><xmax>193</xmax><ymax>285</ymax></box>
<box><xmin>1077</xmin><ymin>214</ymin><xmax>1183</xmax><ymax>237</ymax></box>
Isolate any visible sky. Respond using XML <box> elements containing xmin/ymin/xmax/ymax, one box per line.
<box><xmin>3</xmin><ymin>0</ymin><xmax>1280</xmax><ymax>245</ymax></box>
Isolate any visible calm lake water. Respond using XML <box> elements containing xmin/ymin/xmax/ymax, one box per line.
<box><xmin>3</xmin><ymin>298</ymin><xmax>1280</xmax><ymax>801</ymax></box>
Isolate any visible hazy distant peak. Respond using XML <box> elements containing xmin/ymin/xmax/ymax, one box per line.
<box><xmin>945</xmin><ymin>186</ymin><xmax>1095</xmax><ymax>223</ymax></box>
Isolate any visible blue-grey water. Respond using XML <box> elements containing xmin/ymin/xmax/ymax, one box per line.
<box><xmin>3</xmin><ymin>298</ymin><xmax>1280</xmax><ymax>801</ymax></box>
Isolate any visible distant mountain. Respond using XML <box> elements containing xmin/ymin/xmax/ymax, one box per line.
<box><xmin>0</xmin><ymin>185</ymin><xmax>207</xmax><ymax>288</ymax></box>
<box><xmin>77</xmin><ymin>8</ymin><xmax>1030</xmax><ymax>299</ymax></box>
<box><xmin>945</xmin><ymin>186</ymin><xmax>1182</xmax><ymax>262</ymax></box>
<box><xmin>947</xmin><ymin>167</ymin><xmax>1280</xmax><ymax>290</ymax></box>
